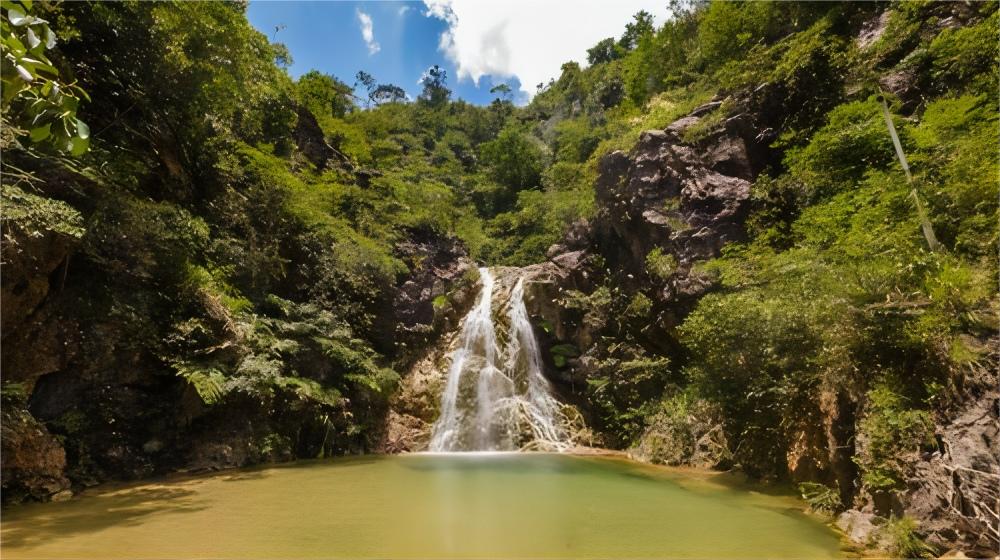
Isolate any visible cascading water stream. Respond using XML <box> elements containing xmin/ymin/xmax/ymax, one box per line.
<box><xmin>429</xmin><ymin>268</ymin><xmax>570</xmax><ymax>452</ymax></box>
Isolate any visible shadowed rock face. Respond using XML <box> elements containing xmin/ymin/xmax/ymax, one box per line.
<box><xmin>896</xmin><ymin>361</ymin><xmax>999</xmax><ymax>556</ymax></box>
<box><xmin>593</xmin><ymin>121</ymin><xmax>753</xmax><ymax>277</ymax></box>
<box><xmin>386</xmin><ymin>230</ymin><xmax>476</xmax><ymax>365</ymax></box>
<box><xmin>0</xmin><ymin>228</ymin><xmax>76</xmax><ymax>340</ymax></box>
<box><xmin>1</xmin><ymin>219</ymin><xmax>477</xmax><ymax>503</ymax></box>
<box><xmin>838</xmin><ymin>363</ymin><xmax>1000</xmax><ymax>557</ymax></box>
<box><xmin>915</xmin><ymin>395</ymin><xmax>1000</xmax><ymax>554</ymax></box>
<box><xmin>1</xmin><ymin>406</ymin><xmax>71</xmax><ymax>503</ymax></box>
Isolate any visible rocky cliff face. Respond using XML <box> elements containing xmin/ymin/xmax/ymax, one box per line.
<box><xmin>517</xmin><ymin>97</ymin><xmax>767</xmax><ymax>447</ymax></box>
<box><xmin>513</xmin><ymin>97</ymin><xmax>998</xmax><ymax>556</ymax></box>
<box><xmin>0</xmin><ymin>404</ymin><xmax>71</xmax><ymax>503</ymax></box>
<box><xmin>839</xmin><ymin>354</ymin><xmax>999</xmax><ymax>557</ymax></box>
<box><xmin>384</xmin><ymin>231</ymin><xmax>477</xmax><ymax>367</ymax></box>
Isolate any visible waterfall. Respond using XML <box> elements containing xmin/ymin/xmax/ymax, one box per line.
<box><xmin>429</xmin><ymin>268</ymin><xmax>570</xmax><ymax>452</ymax></box>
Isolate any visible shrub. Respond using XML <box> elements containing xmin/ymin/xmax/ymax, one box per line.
<box><xmin>877</xmin><ymin>516</ymin><xmax>937</xmax><ymax>559</ymax></box>
<box><xmin>854</xmin><ymin>387</ymin><xmax>935</xmax><ymax>491</ymax></box>
<box><xmin>798</xmin><ymin>482</ymin><xmax>843</xmax><ymax>514</ymax></box>
<box><xmin>645</xmin><ymin>247</ymin><xmax>678</xmax><ymax>281</ymax></box>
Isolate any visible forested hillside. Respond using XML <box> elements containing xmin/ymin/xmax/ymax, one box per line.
<box><xmin>2</xmin><ymin>1</ymin><xmax>997</xmax><ymax>556</ymax></box>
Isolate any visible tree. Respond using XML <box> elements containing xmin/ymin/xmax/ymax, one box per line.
<box><xmin>418</xmin><ymin>64</ymin><xmax>451</xmax><ymax>107</ymax></box>
<box><xmin>619</xmin><ymin>10</ymin><xmax>655</xmax><ymax>51</ymax></box>
<box><xmin>587</xmin><ymin>37</ymin><xmax>623</xmax><ymax>65</ymax></box>
<box><xmin>370</xmin><ymin>84</ymin><xmax>406</xmax><ymax>105</ymax></box>
<box><xmin>57</xmin><ymin>1</ymin><xmax>298</xmax><ymax>179</ymax></box>
<box><xmin>272</xmin><ymin>42</ymin><xmax>293</xmax><ymax>68</ymax></box>
<box><xmin>480</xmin><ymin>127</ymin><xmax>544</xmax><ymax>192</ymax></box>
<box><xmin>490</xmin><ymin>83</ymin><xmax>512</xmax><ymax>102</ymax></box>
<box><xmin>355</xmin><ymin>70</ymin><xmax>376</xmax><ymax>107</ymax></box>
<box><xmin>488</xmin><ymin>84</ymin><xmax>514</xmax><ymax>133</ymax></box>
<box><xmin>1</xmin><ymin>0</ymin><xmax>90</xmax><ymax>155</ymax></box>
<box><xmin>556</xmin><ymin>62</ymin><xmax>585</xmax><ymax>109</ymax></box>
<box><xmin>297</xmin><ymin>71</ymin><xmax>354</xmax><ymax>118</ymax></box>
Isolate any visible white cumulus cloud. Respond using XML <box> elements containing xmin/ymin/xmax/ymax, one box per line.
<box><xmin>357</xmin><ymin>9</ymin><xmax>381</xmax><ymax>55</ymax></box>
<box><xmin>422</xmin><ymin>0</ymin><xmax>666</xmax><ymax>98</ymax></box>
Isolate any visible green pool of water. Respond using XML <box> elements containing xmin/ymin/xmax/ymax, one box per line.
<box><xmin>1</xmin><ymin>453</ymin><xmax>846</xmax><ymax>558</ymax></box>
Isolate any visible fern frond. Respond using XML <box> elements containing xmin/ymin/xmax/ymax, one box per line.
<box><xmin>175</xmin><ymin>361</ymin><xmax>228</xmax><ymax>404</ymax></box>
<box><xmin>277</xmin><ymin>376</ymin><xmax>343</xmax><ymax>407</ymax></box>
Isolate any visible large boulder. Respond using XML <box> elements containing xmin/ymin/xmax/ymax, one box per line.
<box><xmin>1</xmin><ymin>404</ymin><xmax>71</xmax><ymax>504</ymax></box>
<box><xmin>632</xmin><ymin>399</ymin><xmax>731</xmax><ymax>469</ymax></box>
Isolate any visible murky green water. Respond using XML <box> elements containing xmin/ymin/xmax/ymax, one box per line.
<box><xmin>1</xmin><ymin>453</ymin><xmax>845</xmax><ymax>558</ymax></box>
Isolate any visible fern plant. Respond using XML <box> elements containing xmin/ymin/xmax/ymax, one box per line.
<box><xmin>798</xmin><ymin>482</ymin><xmax>842</xmax><ymax>514</ymax></box>
<box><xmin>174</xmin><ymin>361</ymin><xmax>228</xmax><ymax>404</ymax></box>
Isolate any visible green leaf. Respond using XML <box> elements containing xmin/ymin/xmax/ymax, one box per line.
<box><xmin>69</xmin><ymin>135</ymin><xmax>88</xmax><ymax>156</ymax></box>
<box><xmin>7</xmin><ymin>6</ymin><xmax>29</xmax><ymax>25</ymax></box>
<box><xmin>550</xmin><ymin>343</ymin><xmax>579</xmax><ymax>357</ymax></box>
<box><xmin>3</xmin><ymin>33</ymin><xmax>26</xmax><ymax>55</ymax></box>
<box><xmin>25</xmin><ymin>26</ymin><xmax>39</xmax><ymax>49</ymax></box>
<box><xmin>73</xmin><ymin>85</ymin><xmax>90</xmax><ymax>102</ymax></box>
<box><xmin>14</xmin><ymin>64</ymin><xmax>32</xmax><ymax>82</ymax></box>
<box><xmin>75</xmin><ymin>118</ymin><xmax>89</xmax><ymax>139</ymax></box>
<box><xmin>29</xmin><ymin>122</ymin><xmax>50</xmax><ymax>142</ymax></box>
<box><xmin>59</xmin><ymin>94</ymin><xmax>78</xmax><ymax>111</ymax></box>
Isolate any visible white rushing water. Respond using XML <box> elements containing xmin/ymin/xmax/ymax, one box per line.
<box><xmin>429</xmin><ymin>268</ymin><xmax>570</xmax><ymax>452</ymax></box>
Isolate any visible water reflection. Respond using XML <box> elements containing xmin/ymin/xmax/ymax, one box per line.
<box><xmin>3</xmin><ymin>486</ymin><xmax>206</xmax><ymax>549</ymax></box>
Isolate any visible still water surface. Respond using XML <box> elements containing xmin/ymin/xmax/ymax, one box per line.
<box><xmin>1</xmin><ymin>453</ymin><xmax>846</xmax><ymax>558</ymax></box>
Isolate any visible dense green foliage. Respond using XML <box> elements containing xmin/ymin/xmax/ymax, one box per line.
<box><xmin>678</xmin><ymin>2</ymin><xmax>997</xmax><ymax>486</ymax></box>
<box><xmin>2</xmin><ymin>4</ymin><xmax>996</xmax><ymax>544</ymax></box>
<box><xmin>1</xmin><ymin>0</ymin><xmax>90</xmax><ymax>155</ymax></box>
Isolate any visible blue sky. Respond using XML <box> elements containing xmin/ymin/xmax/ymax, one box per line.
<box><xmin>247</xmin><ymin>0</ymin><xmax>668</xmax><ymax>106</ymax></box>
<box><xmin>248</xmin><ymin>1</ymin><xmax>523</xmax><ymax>105</ymax></box>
